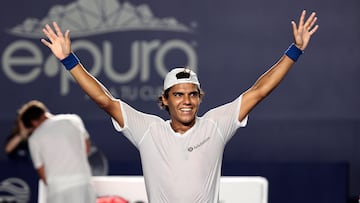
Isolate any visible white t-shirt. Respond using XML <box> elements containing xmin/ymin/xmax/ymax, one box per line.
<box><xmin>112</xmin><ymin>95</ymin><xmax>248</xmax><ymax>203</ymax></box>
<box><xmin>29</xmin><ymin>114</ymin><xmax>95</xmax><ymax>202</ymax></box>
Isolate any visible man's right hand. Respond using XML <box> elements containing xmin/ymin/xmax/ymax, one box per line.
<box><xmin>41</xmin><ymin>22</ymin><xmax>72</xmax><ymax>60</ymax></box>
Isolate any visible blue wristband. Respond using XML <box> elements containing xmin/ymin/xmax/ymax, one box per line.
<box><xmin>285</xmin><ymin>43</ymin><xmax>303</xmax><ymax>62</ymax></box>
<box><xmin>60</xmin><ymin>52</ymin><xmax>80</xmax><ymax>70</ymax></box>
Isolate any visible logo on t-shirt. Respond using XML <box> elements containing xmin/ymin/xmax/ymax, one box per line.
<box><xmin>187</xmin><ymin>137</ymin><xmax>210</xmax><ymax>152</ymax></box>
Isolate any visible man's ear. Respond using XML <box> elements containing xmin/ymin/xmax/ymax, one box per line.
<box><xmin>162</xmin><ymin>95</ymin><xmax>168</xmax><ymax>106</ymax></box>
<box><xmin>31</xmin><ymin>119</ymin><xmax>40</xmax><ymax>128</ymax></box>
<box><xmin>30</xmin><ymin>120</ymin><xmax>36</xmax><ymax>128</ymax></box>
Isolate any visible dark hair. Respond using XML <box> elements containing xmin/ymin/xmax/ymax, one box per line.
<box><xmin>157</xmin><ymin>87</ymin><xmax>205</xmax><ymax>113</ymax></box>
<box><xmin>19</xmin><ymin>100</ymin><xmax>48</xmax><ymax>128</ymax></box>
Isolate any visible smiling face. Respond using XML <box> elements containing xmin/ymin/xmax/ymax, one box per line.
<box><xmin>162</xmin><ymin>83</ymin><xmax>201</xmax><ymax>133</ymax></box>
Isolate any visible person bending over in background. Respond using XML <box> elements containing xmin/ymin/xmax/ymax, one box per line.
<box><xmin>20</xmin><ymin>100</ymin><xmax>96</xmax><ymax>203</ymax></box>
<box><xmin>40</xmin><ymin>10</ymin><xmax>318</xmax><ymax>203</ymax></box>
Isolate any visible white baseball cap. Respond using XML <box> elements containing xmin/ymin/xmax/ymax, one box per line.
<box><xmin>163</xmin><ymin>67</ymin><xmax>200</xmax><ymax>91</ymax></box>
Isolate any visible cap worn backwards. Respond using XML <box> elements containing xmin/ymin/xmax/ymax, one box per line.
<box><xmin>163</xmin><ymin>67</ymin><xmax>200</xmax><ymax>91</ymax></box>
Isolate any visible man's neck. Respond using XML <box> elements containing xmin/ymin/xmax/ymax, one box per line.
<box><xmin>170</xmin><ymin>120</ymin><xmax>195</xmax><ymax>134</ymax></box>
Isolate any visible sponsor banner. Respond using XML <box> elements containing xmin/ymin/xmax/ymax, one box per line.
<box><xmin>1</xmin><ymin>0</ymin><xmax>200</xmax><ymax>119</ymax></box>
<box><xmin>38</xmin><ymin>176</ymin><xmax>268</xmax><ymax>203</ymax></box>
<box><xmin>0</xmin><ymin>0</ymin><xmax>359</xmax><ymax>120</ymax></box>
<box><xmin>0</xmin><ymin>162</ymin><xmax>38</xmax><ymax>203</ymax></box>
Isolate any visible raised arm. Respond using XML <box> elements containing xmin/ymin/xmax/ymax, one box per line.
<box><xmin>5</xmin><ymin>118</ymin><xmax>31</xmax><ymax>154</ymax></box>
<box><xmin>41</xmin><ymin>22</ymin><xmax>124</xmax><ymax>127</ymax></box>
<box><xmin>239</xmin><ymin>10</ymin><xmax>319</xmax><ymax>121</ymax></box>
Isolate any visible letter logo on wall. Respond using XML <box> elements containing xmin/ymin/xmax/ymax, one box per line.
<box><xmin>0</xmin><ymin>178</ymin><xmax>30</xmax><ymax>203</ymax></box>
<box><xmin>2</xmin><ymin>0</ymin><xmax>198</xmax><ymax>101</ymax></box>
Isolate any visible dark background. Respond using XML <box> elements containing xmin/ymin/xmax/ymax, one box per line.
<box><xmin>0</xmin><ymin>0</ymin><xmax>359</xmax><ymax>202</ymax></box>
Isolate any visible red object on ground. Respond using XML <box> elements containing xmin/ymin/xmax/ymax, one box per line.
<box><xmin>97</xmin><ymin>196</ymin><xmax>129</xmax><ymax>203</ymax></box>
